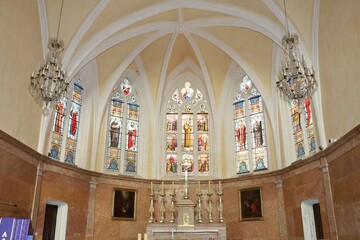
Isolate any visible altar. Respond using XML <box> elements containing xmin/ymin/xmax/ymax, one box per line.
<box><xmin>146</xmin><ymin>168</ymin><xmax>227</xmax><ymax>239</ymax></box>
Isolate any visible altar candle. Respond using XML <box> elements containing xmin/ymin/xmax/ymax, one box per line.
<box><xmin>172</xmin><ymin>181</ymin><xmax>175</xmax><ymax>194</ymax></box>
<box><xmin>161</xmin><ymin>181</ymin><xmax>164</xmax><ymax>194</ymax></box>
<box><xmin>219</xmin><ymin>181</ymin><xmax>222</xmax><ymax>192</ymax></box>
<box><xmin>198</xmin><ymin>181</ymin><xmax>201</xmax><ymax>193</ymax></box>
<box><xmin>138</xmin><ymin>233</ymin><xmax>141</xmax><ymax>240</ymax></box>
<box><xmin>208</xmin><ymin>180</ymin><xmax>211</xmax><ymax>192</ymax></box>
<box><xmin>150</xmin><ymin>181</ymin><xmax>153</xmax><ymax>195</ymax></box>
<box><xmin>144</xmin><ymin>233</ymin><xmax>148</xmax><ymax>240</ymax></box>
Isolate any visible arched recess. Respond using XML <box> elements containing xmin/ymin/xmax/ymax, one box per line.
<box><xmin>152</xmin><ymin>59</ymin><xmax>204</xmax><ymax>179</ymax></box>
<box><xmin>158</xmin><ymin>70</ymin><xmax>216</xmax><ymax>179</ymax></box>
<box><xmin>42</xmin><ymin>60</ymin><xmax>99</xmax><ymax>170</ymax></box>
<box><xmin>221</xmin><ymin>63</ymin><xmax>273</xmax><ymax>177</ymax></box>
<box><xmin>96</xmin><ymin>66</ymin><xmax>150</xmax><ymax>178</ymax></box>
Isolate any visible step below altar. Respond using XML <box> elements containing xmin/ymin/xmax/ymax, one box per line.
<box><xmin>146</xmin><ymin>223</ymin><xmax>227</xmax><ymax>240</ymax></box>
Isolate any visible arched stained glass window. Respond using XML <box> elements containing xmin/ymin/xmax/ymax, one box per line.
<box><xmin>165</xmin><ymin>81</ymin><xmax>210</xmax><ymax>177</ymax></box>
<box><xmin>290</xmin><ymin>98</ymin><xmax>317</xmax><ymax>159</ymax></box>
<box><xmin>233</xmin><ymin>75</ymin><xmax>268</xmax><ymax>174</ymax></box>
<box><xmin>64</xmin><ymin>80</ymin><xmax>84</xmax><ymax>164</ymax></box>
<box><xmin>106</xmin><ymin>78</ymin><xmax>139</xmax><ymax>175</ymax></box>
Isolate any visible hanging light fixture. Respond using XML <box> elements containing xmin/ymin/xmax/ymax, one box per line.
<box><xmin>276</xmin><ymin>0</ymin><xmax>316</xmax><ymax>101</ymax></box>
<box><xmin>29</xmin><ymin>0</ymin><xmax>69</xmax><ymax>115</ymax></box>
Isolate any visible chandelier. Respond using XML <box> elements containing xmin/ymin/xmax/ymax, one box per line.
<box><xmin>29</xmin><ymin>0</ymin><xmax>69</xmax><ymax>115</ymax></box>
<box><xmin>276</xmin><ymin>0</ymin><xmax>316</xmax><ymax>101</ymax></box>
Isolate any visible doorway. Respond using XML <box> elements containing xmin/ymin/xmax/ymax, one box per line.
<box><xmin>42</xmin><ymin>201</ymin><xmax>68</xmax><ymax>240</ymax></box>
<box><xmin>301</xmin><ymin>199</ymin><xmax>324</xmax><ymax>240</ymax></box>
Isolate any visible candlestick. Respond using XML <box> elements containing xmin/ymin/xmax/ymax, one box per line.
<box><xmin>151</xmin><ymin>181</ymin><xmax>153</xmax><ymax>195</ymax></box>
<box><xmin>208</xmin><ymin>180</ymin><xmax>211</xmax><ymax>192</ymax></box>
<box><xmin>207</xmin><ymin>191</ymin><xmax>213</xmax><ymax>223</ymax></box>
<box><xmin>217</xmin><ymin>191</ymin><xmax>224</xmax><ymax>223</ymax></box>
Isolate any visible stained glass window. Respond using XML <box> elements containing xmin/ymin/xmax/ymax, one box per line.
<box><xmin>49</xmin><ymin>96</ymin><xmax>68</xmax><ymax>160</ymax></box>
<box><xmin>290</xmin><ymin>97</ymin><xmax>317</xmax><ymax>160</ymax></box>
<box><xmin>249</xmin><ymin>89</ymin><xmax>267</xmax><ymax>171</ymax></box>
<box><xmin>291</xmin><ymin>100</ymin><xmax>305</xmax><ymax>159</ymax></box>
<box><xmin>166</xmin><ymin>111</ymin><xmax>178</xmax><ymax>173</ymax></box>
<box><xmin>233</xmin><ymin>75</ymin><xmax>268</xmax><ymax>174</ymax></box>
<box><xmin>64</xmin><ymin>80</ymin><xmax>83</xmax><ymax>164</ymax></box>
<box><xmin>106</xmin><ymin>98</ymin><xmax>123</xmax><ymax>171</ymax></box>
<box><xmin>105</xmin><ymin>78</ymin><xmax>139</xmax><ymax>174</ymax></box>
<box><xmin>303</xmin><ymin>98</ymin><xmax>316</xmax><ymax>153</ymax></box>
<box><xmin>165</xmin><ymin>81</ymin><xmax>210</xmax><ymax>177</ymax></box>
<box><xmin>125</xmin><ymin>102</ymin><xmax>139</xmax><ymax>173</ymax></box>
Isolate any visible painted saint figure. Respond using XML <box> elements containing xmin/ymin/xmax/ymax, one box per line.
<box><xmin>236</xmin><ymin>121</ymin><xmax>246</xmax><ymax>148</ymax></box>
<box><xmin>305</xmin><ymin>98</ymin><xmax>311</xmax><ymax>125</ymax></box>
<box><xmin>127</xmin><ymin>122</ymin><xmax>137</xmax><ymax>150</ymax></box>
<box><xmin>55</xmin><ymin>102</ymin><xmax>65</xmax><ymax>133</ymax></box>
<box><xmin>183</xmin><ymin>122</ymin><xmax>192</xmax><ymax>148</ymax></box>
<box><xmin>110</xmin><ymin>118</ymin><xmax>121</xmax><ymax>147</ymax></box>
<box><xmin>70</xmin><ymin>108</ymin><xmax>78</xmax><ymax>137</ymax></box>
<box><xmin>253</xmin><ymin>120</ymin><xmax>263</xmax><ymax>147</ymax></box>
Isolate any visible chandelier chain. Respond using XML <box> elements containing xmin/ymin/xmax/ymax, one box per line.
<box><xmin>56</xmin><ymin>0</ymin><xmax>65</xmax><ymax>42</ymax></box>
<box><xmin>283</xmin><ymin>0</ymin><xmax>290</xmax><ymax>35</ymax></box>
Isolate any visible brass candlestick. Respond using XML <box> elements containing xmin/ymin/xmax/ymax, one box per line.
<box><xmin>159</xmin><ymin>192</ymin><xmax>166</xmax><ymax>223</ymax></box>
<box><xmin>217</xmin><ymin>191</ymin><xmax>224</xmax><ymax>223</ymax></box>
<box><xmin>184</xmin><ymin>181</ymin><xmax>189</xmax><ymax>199</ymax></box>
<box><xmin>169</xmin><ymin>191</ymin><xmax>176</xmax><ymax>223</ymax></box>
<box><xmin>148</xmin><ymin>193</ymin><xmax>155</xmax><ymax>223</ymax></box>
<box><xmin>196</xmin><ymin>191</ymin><xmax>203</xmax><ymax>223</ymax></box>
<box><xmin>207</xmin><ymin>192</ymin><xmax>213</xmax><ymax>223</ymax></box>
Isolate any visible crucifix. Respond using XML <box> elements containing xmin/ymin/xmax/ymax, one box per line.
<box><xmin>183</xmin><ymin>158</ymin><xmax>191</xmax><ymax>199</ymax></box>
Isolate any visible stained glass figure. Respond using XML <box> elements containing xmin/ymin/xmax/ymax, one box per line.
<box><xmin>235</xmin><ymin>119</ymin><xmax>247</xmax><ymax>150</ymax></box>
<box><xmin>182</xmin><ymin>113</ymin><xmax>193</xmax><ymax>151</ymax></box>
<box><xmin>126</xmin><ymin>121</ymin><xmax>138</xmax><ymax>150</ymax></box>
<box><xmin>291</xmin><ymin>100</ymin><xmax>305</xmax><ymax>159</ymax></box>
<box><xmin>182</xmin><ymin>154</ymin><xmax>194</xmax><ymax>173</ymax></box>
<box><xmin>240</xmin><ymin>75</ymin><xmax>252</xmax><ymax>94</ymax></box>
<box><xmin>197</xmin><ymin>113</ymin><xmax>208</xmax><ymax>132</ymax></box>
<box><xmin>121</xmin><ymin>78</ymin><xmax>132</xmax><ymax>95</ymax></box>
<box><xmin>166</xmin><ymin>154</ymin><xmax>178</xmax><ymax>173</ymax></box>
<box><xmin>181</xmin><ymin>81</ymin><xmax>194</xmax><ymax>100</ymax></box>
<box><xmin>198</xmin><ymin>154</ymin><xmax>209</xmax><ymax>174</ymax></box>
<box><xmin>50</xmin><ymin>96</ymin><xmax>67</xmax><ymax>160</ymax></box>
<box><xmin>303</xmin><ymin>98</ymin><xmax>317</xmax><ymax>153</ymax></box>
<box><xmin>65</xmin><ymin>80</ymin><xmax>83</xmax><ymax>164</ymax></box>
<box><xmin>125</xmin><ymin>101</ymin><xmax>139</xmax><ymax>174</ymax></box>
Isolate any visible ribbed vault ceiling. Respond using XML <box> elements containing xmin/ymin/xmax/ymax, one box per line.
<box><xmin>42</xmin><ymin>0</ymin><xmax>314</xmax><ymax>109</ymax></box>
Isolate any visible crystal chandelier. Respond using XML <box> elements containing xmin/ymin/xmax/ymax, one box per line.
<box><xmin>29</xmin><ymin>0</ymin><xmax>69</xmax><ymax>115</ymax></box>
<box><xmin>276</xmin><ymin>0</ymin><xmax>316</xmax><ymax>101</ymax></box>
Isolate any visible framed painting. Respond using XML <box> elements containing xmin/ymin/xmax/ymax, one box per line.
<box><xmin>112</xmin><ymin>188</ymin><xmax>137</xmax><ymax>221</ymax></box>
<box><xmin>239</xmin><ymin>187</ymin><xmax>263</xmax><ymax>221</ymax></box>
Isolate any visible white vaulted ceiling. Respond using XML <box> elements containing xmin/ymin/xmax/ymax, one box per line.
<box><xmin>41</xmin><ymin>0</ymin><xmax>316</xmax><ymax>108</ymax></box>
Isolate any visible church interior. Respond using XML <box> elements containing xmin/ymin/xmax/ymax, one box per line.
<box><xmin>0</xmin><ymin>0</ymin><xmax>359</xmax><ymax>239</ymax></box>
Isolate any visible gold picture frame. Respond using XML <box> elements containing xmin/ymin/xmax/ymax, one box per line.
<box><xmin>239</xmin><ymin>187</ymin><xmax>263</xmax><ymax>221</ymax></box>
<box><xmin>112</xmin><ymin>188</ymin><xmax>137</xmax><ymax>221</ymax></box>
